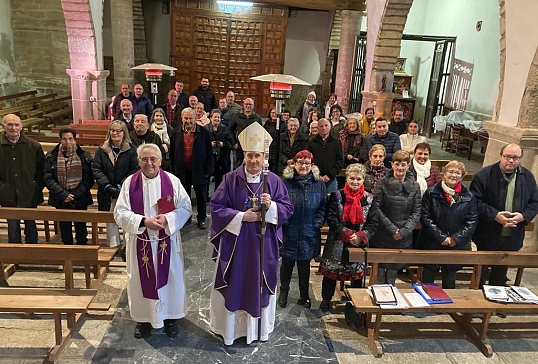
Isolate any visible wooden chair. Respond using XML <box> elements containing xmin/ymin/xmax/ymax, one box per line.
<box><xmin>450</xmin><ymin>126</ymin><xmax>473</xmax><ymax>160</ymax></box>
<box><xmin>440</xmin><ymin>124</ymin><xmax>454</xmax><ymax>151</ymax></box>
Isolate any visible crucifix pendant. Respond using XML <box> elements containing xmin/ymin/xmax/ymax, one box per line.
<box><xmin>247</xmin><ymin>196</ymin><xmax>259</xmax><ymax>211</ymax></box>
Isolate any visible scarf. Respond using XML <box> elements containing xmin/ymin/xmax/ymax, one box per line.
<box><xmin>129</xmin><ymin>169</ymin><xmax>174</xmax><ymax>299</ymax></box>
<box><xmin>412</xmin><ymin>159</ymin><xmax>431</xmax><ymax>196</ymax></box>
<box><xmin>302</xmin><ymin>99</ymin><xmax>315</xmax><ymax>122</ymax></box>
<box><xmin>371</xmin><ymin>165</ymin><xmax>385</xmax><ymax>186</ymax></box>
<box><xmin>343</xmin><ymin>183</ymin><xmax>365</xmax><ymax>225</ymax></box>
<box><xmin>441</xmin><ymin>180</ymin><xmax>462</xmax><ymax>206</ymax></box>
<box><xmin>57</xmin><ymin>144</ymin><xmax>83</xmax><ymax>190</ymax></box>
<box><xmin>339</xmin><ymin>126</ymin><xmax>362</xmax><ymax>153</ymax></box>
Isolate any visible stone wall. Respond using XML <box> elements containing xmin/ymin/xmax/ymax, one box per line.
<box><xmin>10</xmin><ymin>0</ymin><xmax>71</xmax><ymax>95</ymax></box>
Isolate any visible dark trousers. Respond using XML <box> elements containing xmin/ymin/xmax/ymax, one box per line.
<box><xmin>235</xmin><ymin>148</ymin><xmax>244</xmax><ymax>167</ymax></box>
<box><xmin>59</xmin><ymin>206</ymin><xmax>88</xmax><ymax>245</ymax></box>
<box><xmin>422</xmin><ymin>267</ymin><xmax>457</xmax><ymax>289</ymax></box>
<box><xmin>321</xmin><ymin>275</ymin><xmax>363</xmax><ymax>301</ymax></box>
<box><xmin>213</xmin><ymin>153</ymin><xmax>231</xmax><ymax>192</ymax></box>
<box><xmin>184</xmin><ymin>169</ymin><xmax>207</xmax><ymax>223</ymax></box>
<box><xmin>482</xmin><ymin>236</ymin><xmax>513</xmax><ymax>286</ymax></box>
<box><xmin>280</xmin><ymin>257</ymin><xmax>311</xmax><ymax>299</ymax></box>
<box><xmin>8</xmin><ymin>219</ymin><xmax>38</xmax><ymax>243</ymax></box>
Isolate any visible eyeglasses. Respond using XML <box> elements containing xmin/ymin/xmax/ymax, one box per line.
<box><xmin>502</xmin><ymin>155</ymin><xmax>521</xmax><ymax>161</ymax></box>
<box><xmin>139</xmin><ymin>157</ymin><xmax>161</xmax><ymax>163</ymax></box>
<box><xmin>446</xmin><ymin>170</ymin><xmax>463</xmax><ymax>176</ymax></box>
<box><xmin>110</xmin><ymin>129</ymin><xmax>123</xmax><ymax>134</ymax></box>
<box><xmin>295</xmin><ymin>161</ymin><xmax>312</xmax><ymax>167</ymax></box>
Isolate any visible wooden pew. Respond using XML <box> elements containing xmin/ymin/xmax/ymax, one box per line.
<box><xmin>0</xmin><ymin>104</ymin><xmax>46</xmax><ymax>134</ymax></box>
<box><xmin>348</xmin><ymin>248</ymin><xmax>538</xmax><ymax>289</ymax></box>
<box><xmin>0</xmin><ymin>287</ymin><xmax>102</xmax><ymax>363</ymax></box>
<box><xmin>40</xmin><ymin>96</ymin><xmax>72</xmax><ymax>126</ymax></box>
<box><xmin>0</xmin><ymin>90</ymin><xmax>38</xmax><ymax>106</ymax></box>
<box><xmin>34</xmin><ymin>135</ymin><xmax>104</xmax><ymax>146</ymax></box>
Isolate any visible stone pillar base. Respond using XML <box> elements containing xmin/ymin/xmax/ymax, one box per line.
<box><xmin>361</xmin><ymin>91</ymin><xmax>398</xmax><ymax>119</ymax></box>
<box><xmin>66</xmin><ymin>69</ymin><xmax>110</xmax><ymax>123</ymax></box>
<box><xmin>482</xmin><ymin>121</ymin><xmax>538</xmax><ymax>252</ymax></box>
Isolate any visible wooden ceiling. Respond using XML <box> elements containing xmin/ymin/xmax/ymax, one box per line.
<box><xmin>256</xmin><ymin>0</ymin><xmax>366</xmax><ymax>11</ymax></box>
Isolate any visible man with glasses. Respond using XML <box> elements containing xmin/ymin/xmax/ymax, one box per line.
<box><xmin>470</xmin><ymin>143</ymin><xmax>538</xmax><ymax>286</ymax></box>
<box><xmin>228</xmin><ymin>98</ymin><xmax>262</xmax><ymax>166</ymax></box>
<box><xmin>114</xmin><ymin>143</ymin><xmax>192</xmax><ymax>339</ymax></box>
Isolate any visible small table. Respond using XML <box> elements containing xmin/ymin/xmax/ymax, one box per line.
<box><xmin>348</xmin><ymin>288</ymin><xmax>538</xmax><ymax>358</ymax></box>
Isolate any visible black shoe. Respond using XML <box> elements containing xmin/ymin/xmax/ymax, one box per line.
<box><xmin>278</xmin><ymin>291</ymin><xmax>288</xmax><ymax>308</ymax></box>
<box><xmin>164</xmin><ymin>319</ymin><xmax>178</xmax><ymax>338</ymax></box>
<box><xmin>116</xmin><ymin>245</ymin><xmax>126</xmax><ymax>262</ymax></box>
<box><xmin>134</xmin><ymin>322</ymin><xmax>152</xmax><ymax>339</ymax></box>
<box><xmin>197</xmin><ymin>221</ymin><xmax>206</xmax><ymax>230</ymax></box>
<box><xmin>298</xmin><ymin>297</ymin><xmax>311</xmax><ymax>308</ymax></box>
<box><xmin>185</xmin><ymin>217</ymin><xmax>192</xmax><ymax>226</ymax></box>
<box><xmin>345</xmin><ymin>301</ymin><xmax>365</xmax><ymax>330</ymax></box>
<box><xmin>320</xmin><ymin>299</ymin><xmax>330</xmax><ymax>312</ymax></box>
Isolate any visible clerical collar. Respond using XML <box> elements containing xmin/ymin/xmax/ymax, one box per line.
<box><xmin>245</xmin><ymin>167</ymin><xmax>261</xmax><ymax>182</ymax></box>
<box><xmin>142</xmin><ymin>171</ymin><xmax>160</xmax><ymax>180</ymax></box>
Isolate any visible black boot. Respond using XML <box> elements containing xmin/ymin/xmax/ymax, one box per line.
<box><xmin>134</xmin><ymin>322</ymin><xmax>152</xmax><ymax>339</ymax></box>
<box><xmin>278</xmin><ymin>289</ymin><xmax>289</xmax><ymax>308</ymax></box>
<box><xmin>298</xmin><ymin>296</ymin><xmax>311</xmax><ymax>308</ymax></box>
<box><xmin>319</xmin><ymin>299</ymin><xmax>330</xmax><ymax>312</ymax></box>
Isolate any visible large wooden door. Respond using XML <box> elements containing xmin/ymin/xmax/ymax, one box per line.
<box><xmin>170</xmin><ymin>1</ymin><xmax>288</xmax><ymax>116</ymax></box>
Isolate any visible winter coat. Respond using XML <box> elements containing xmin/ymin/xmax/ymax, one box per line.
<box><xmin>192</xmin><ymin>86</ymin><xmax>218</xmax><ymax>112</ymax></box>
<box><xmin>417</xmin><ymin>181</ymin><xmax>478</xmax><ymax>272</ymax></box>
<box><xmin>221</xmin><ymin>102</ymin><xmax>242</xmax><ymax>126</ymax></box>
<box><xmin>92</xmin><ymin>141</ymin><xmax>139</xmax><ymax>211</ymax></box>
<box><xmin>228</xmin><ymin>112</ymin><xmax>262</xmax><ymax>145</ymax></box>
<box><xmin>205</xmin><ymin>123</ymin><xmax>234</xmax><ymax>161</ymax></box>
<box><xmin>278</xmin><ymin>132</ymin><xmax>307</xmax><ymax>175</ymax></box>
<box><xmin>263</xmin><ymin>120</ymin><xmax>288</xmax><ymax>171</ymax></box>
<box><xmin>320</xmin><ymin>188</ymin><xmax>374</xmax><ymax>280</ymax></box>
<box><xmin>295</xmin><ymin>100</ymin><xmax>319</xmax><ymax>122</ymax></box>
<box><xmin>129</xmin><ymin>130</ymin><xmax>164</xmax><ymax>152</ymax></box>
<box><xmin>306</xmin><ymin>134</ymin><xmax>344</xmax><ymax>180</ymax></box>
<box><xmin>470</xmin><ymin>162</ymin><xmax>538</xmax><ymax>251</ymax></box>
<box><xmin>367</xmin><ymin>170</ymin><xmax>421</xmax><ymax>270</ymax></box>
<box><xmin>365</xmin><ymin>132</ymin><xmax>402</xmax><ymax>168</ymax></box>
<box><xmin>0</xmin><ymin>133</ymin><xmax>44</xmax><ymax>207</ymax></box>
<box><xmin>170</xmin><ymin>124</ymin><xmax>214</xmax><ymax>186</ymax></box>
<box><xmin>409</xmin><ymin>162</ymin><xmax>442</xmax><ymax>190</ymax></box>
<box><xmin>131</xmin><ymin>95</ymin><xmax>153</xmax><ymax>119</ymax></box>
<box><xmin>44</xmin><ymin>144</ymin><xmax>94</xmax><ymax>209</ymax></box>
<box><xmin>281</xmin><ymin>165</ymin><xmax>327</xmax><ymax>261</ymax></box>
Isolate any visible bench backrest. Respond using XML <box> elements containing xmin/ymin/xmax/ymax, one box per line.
<box><xmin>0</xmin><ymin>243</ymin><xmax>99</xmax><ymax>264</ymax></box>
<box><xmin>0</xmin><ymin>207</ymin><xmax>115</xmax><ymax>223</ymax></box>
<box><xmin>0</xmin><ymin>90</ymin><xmax>38</xmax><ymax>103</ymax></box>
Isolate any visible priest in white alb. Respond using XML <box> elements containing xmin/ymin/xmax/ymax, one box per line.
<box><xmin>114</xmin><ymin>143</ymin><xmax>191</xmax><ymax>339</ymax></box>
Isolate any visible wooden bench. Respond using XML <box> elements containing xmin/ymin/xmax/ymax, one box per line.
<box><xmin>0</xmin><ymin>90</ymin><xmax>38</xmax><ymax>107</ymax></box>
<box><xmin>0</xmin><ymin>243</ymin><xmax>115</xmax><ymax>290</ymax></box>
<box><xmin>17</xmin><ymin>93</ymin><xmax>57</xmax><ymax>107</ymax></box>
<box><xmin>0</xmin><ymin>104</ymin><xmax>46</xmax><ymax>134</ymax></box>
<box><xmin>349</xmin><ymin>248</ymin><xmax>538</xmax><ymax>289</ymax></box>
<box><xmin>347</xmin><ymin>288</ymin><xmax>538</xmax><ymax>358</ymax></box>
<box><xmin>40</xmin><ymin>96</ymin><xmax>72</xmax><ymax>126</ymax></box>
<box><xmin>0</xmin><ymin>287</ymin><xmax>105</xmax><ymax>363</ymax></box>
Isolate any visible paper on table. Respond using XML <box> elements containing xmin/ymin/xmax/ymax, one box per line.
<box><xmin>368</xmin><ymin>286</ymin><xmax>409</xmax><ymax>309</ymax></box>
<box><xmin>404</xmin><ymin>292</ymin><xmax>430</xmax><ymax>308</ymax></box>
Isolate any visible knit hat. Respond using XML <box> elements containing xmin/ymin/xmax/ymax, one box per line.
<box><xmin>307</xmin><ymin>91</ymin><xmax>316</xmax><ymax>99</ymax></box>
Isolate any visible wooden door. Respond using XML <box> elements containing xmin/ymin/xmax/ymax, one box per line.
<box><xmin>170</xmin><ymin>1</ymin><xmax>288</xmax><ymax>116</ymax></box>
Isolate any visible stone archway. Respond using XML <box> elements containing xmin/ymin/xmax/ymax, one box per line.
<box><xmin>361</xmin><ymin>0</ymin><xmax>414</xmax><ymax>116</ymax></box>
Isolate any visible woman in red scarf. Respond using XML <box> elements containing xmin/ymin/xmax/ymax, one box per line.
<box><xmin>339</xmin><ymin>117</ymin><xmax>365</xmax><ymax>166</ymax></box>
<box><xmin>318</xmin><ymin>163</ymin><xmax>375</xmax><ymax>313</ymax></box>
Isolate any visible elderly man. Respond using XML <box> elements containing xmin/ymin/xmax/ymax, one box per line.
<box><xmin>192</xmin><ymin>77</ymin><xmax>218</xmax><ymax>112</ymax></box>
<box><xmin>129</xmin><ymin>114</ymin><xmax>164</xmax><ymax>152</ymax></box>
<box><xmin>111</xmin><ymin>83</ymin><xmax>133</xmax><ymax>118</ymax></box>
<box><xmin>174</xmin><ymin>80</ymin><xmax>189</xmax><ymax>108</ymax></box>
<box><xmin>306</xmin><ymin>118</ymin><xmax>344</xmax><ymax>194</ymax></box>
<box><xmin>0</xmin><ymin>114</ymin><xmax>45</xmax><ymax>243</ymax></box>
<box><xmin>228</xmin><ymin>97</ymin><xmax>262</xmax><ymax>166</ymax></box>
<box><xmin>161</xmin><ymin>89</ymin><xmax>184</xmax><ymax>128</ymax></box>
<box><xmin>188</xmin><ymin>95</ymin><xmax>198</xmax><ymax>109</ymax></box>
<box><xmin>221</xmin><ymin>91</ymin><xmax>242</xmax><ymax>126</ymax></box>
<box><xmin>114</xmin><ymin>143</ymin><xmax>191</xmax><ymax>339</ymax></box>
<box><xmin>209</xmin><ymin>122</ymin><xmax>293</xmax><ymax>345</ymax></box>
<box><xmin>389</xmin><ymin>109</ymin><xmax>407</xmax><ymax>135</ymax></box>
<box><xmin>132</xmin><ymin>84</ymin><xmax>153</xmax><ymax>118</ymax></box>
<box><xmin>471</xmin><ymin>143</ymin><xmax>538</xmax><ymax>286</ymax></box>
<box><xmin>118</xmin><ymin>99</ymin><xmax>135</xmax><ymax>131</ymax></box>
<box><xmin>365</xmin><ymin>117</ymin><xmax>402</xmax><ymax>168</ymax></box>
<box><xmin>170</xmin><ymin>108</ymin><xmax>213</xmax><ymax>229</ymax></box>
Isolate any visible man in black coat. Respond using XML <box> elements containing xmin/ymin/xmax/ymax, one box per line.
<box><xmin>228</xmin><ymin>98</ymin><xmax>262</xmax><ymax>166</ymax></box>
<box><xmin>470</xmin><ymin>143</ymin><xmax>538</xmax><ymax>286</ymax></box>
<box><xmin>192</xmin><ymin>77</ymin><xmax>218</xmax><ymax>113</ymax></box>
<box><xmin>170</xmin><ymin>108</ymin><xmax>214</xmax><ymax>229</ymax></box>
<box><xmin>389</xmin><ymin>109</ymin><xmax>408</xmax><ymax>135</ymax></box>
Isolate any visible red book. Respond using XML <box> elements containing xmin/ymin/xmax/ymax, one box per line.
<box><xmin>157</xmin><ymin>194</ymin><xmax>175</xmax><ymax>214</ymax></box>
<box><xmin>423</xmin><ymin>284</ymin><xmax>451</xmax><ymax>300</ymax></box>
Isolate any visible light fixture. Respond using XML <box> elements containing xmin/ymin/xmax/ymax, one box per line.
<box><xmin>217</xmin><ymin>1</ymin><xmax>253</xmax><ymax>5</ymax></box>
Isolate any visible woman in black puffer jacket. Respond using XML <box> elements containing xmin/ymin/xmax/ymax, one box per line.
<box><xmin>417</xmin><ymin>160</ymin><xmax>478</xmax><ymax>288</ymax></box>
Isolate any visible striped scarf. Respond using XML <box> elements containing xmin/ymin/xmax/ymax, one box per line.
<box><xmin>57</xmin><ymin>144</ymin><xmax>83</xmax><ymax>190</ymax></box>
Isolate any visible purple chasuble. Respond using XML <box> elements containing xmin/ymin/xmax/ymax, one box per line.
<box><xmin>129</xmin><ymin>168</ymin><xmax>174</xmax><ymax>299</ymax></box>
<box><xmin>210</xmin><ymin>166</ymin><xmax>294</xmax><ymax>317</ymax></box>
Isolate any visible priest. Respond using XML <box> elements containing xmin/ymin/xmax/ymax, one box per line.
<box><xmin>114</xmin><ymin>143</ymin><xmax>192</xmax><ymax>339</ymax></box>
<box><xmin>209</xmin><ymin>122</ymin><xmax>294</xmax><ymax>345</ymax></box>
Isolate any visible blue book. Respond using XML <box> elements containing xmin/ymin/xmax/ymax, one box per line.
<box><xmin>412</xmin><ymin>283</ymin><xmax>453</xmax><ymax>304</ymax></box>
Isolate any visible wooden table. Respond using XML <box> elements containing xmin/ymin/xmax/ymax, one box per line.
<box><xmin>348</xmin><ymin>288</ymin><xmax>538</xmax><ymax>358</ymax></box>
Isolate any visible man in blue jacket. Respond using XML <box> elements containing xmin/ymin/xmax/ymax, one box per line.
<box><xmin>470</xmin><ymin>143</ymin><xmax>538</xmax><ymax>286</ymax></box>
<box><xmin>365</xmin><ymin>118</ymin><xmax>402</xmax><ymax>168</ymax></box>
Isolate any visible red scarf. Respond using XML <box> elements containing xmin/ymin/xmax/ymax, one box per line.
<box><xmin>343</xmin><ymin>183</ymin><xmax>365</xmax><ymax>225</ymax></box>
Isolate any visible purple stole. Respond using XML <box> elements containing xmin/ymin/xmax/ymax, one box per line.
<box><xmin>129</xmin><ymin>169</ymin><xmax>174</xmax><ymax>299</ymax></box>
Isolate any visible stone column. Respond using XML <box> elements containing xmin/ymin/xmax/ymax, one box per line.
<box><xmin>334</xmin><ymin>10</ymin><xmax>363</xmax><ymax>114</ymax></box>
<box><xmin>66</xmin><ymin>69</ymin><xmax>110</xmax><ymax>122</ymax></box>
<box><xmin>110</xmin><ymin>0</ymin><xmax>135</xmax><ymax>91</ymax></box>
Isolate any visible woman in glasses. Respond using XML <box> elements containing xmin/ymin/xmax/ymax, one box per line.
<box><xmin>417</xmin><ymin>160</ymin><xmax>478</xmax><ymax>288</ymax></box>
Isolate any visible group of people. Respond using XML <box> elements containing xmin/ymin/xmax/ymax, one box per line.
<box><xmin>2</xmin><ymin>83</ymin><xmax>538</xmax><ymax>348</ymax></box>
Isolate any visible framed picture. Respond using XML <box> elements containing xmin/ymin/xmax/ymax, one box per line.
<box><xmin>395</xmin><ymin>58</ymin><xmax>407</xmax><ymax>74</ymax></box>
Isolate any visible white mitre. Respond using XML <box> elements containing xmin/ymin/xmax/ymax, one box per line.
<box><xmin>238</xmin><ymin>122</ymin><xmax>273</xmax><ymax>153</ymax></box>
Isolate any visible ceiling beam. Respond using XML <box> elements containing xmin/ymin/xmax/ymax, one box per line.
<box><xmin>256</xmin><ymin>0</ymin><xmax>366</xmax><ymax>11</ymax></box>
